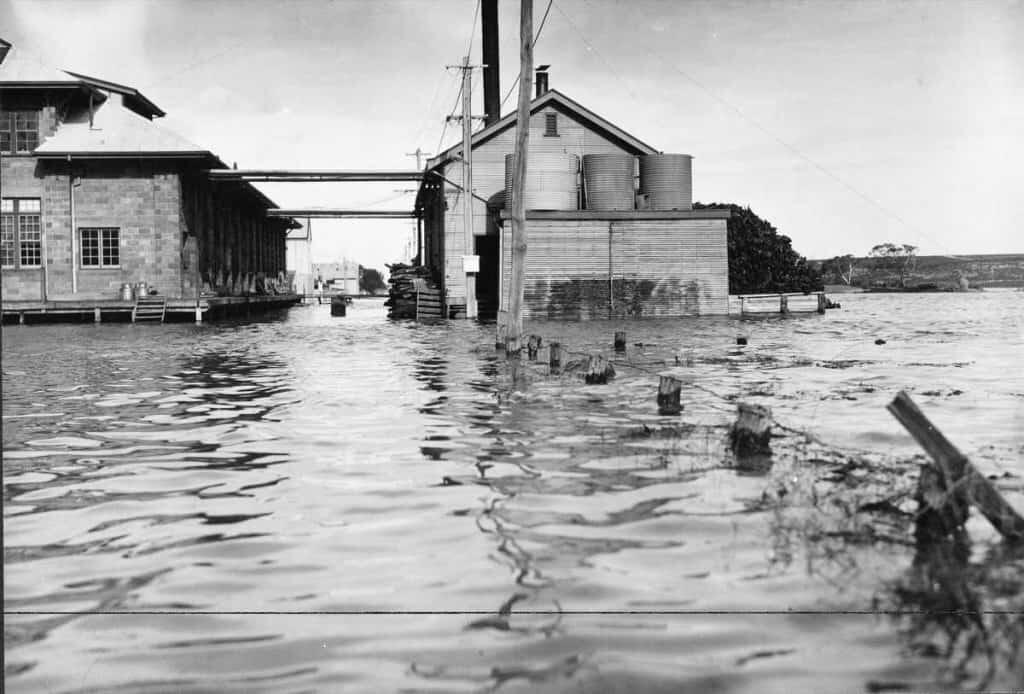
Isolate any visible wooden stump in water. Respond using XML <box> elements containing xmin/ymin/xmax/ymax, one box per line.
<box><xmin>729</xmin><ymin>402</ymin><xmax>772</xmax><ymax>456</ymax></box>
<box><xmin>330</xmin><ymin>296</ymin><xmax>347</xmax><ymax>316</ymax></box>
<box><xmin>614</xmin><ymin>331</ymin><xmax>627</xmax><ymax>352</ymax></box>
<box><xmin>657</xmin><ymin>375</ymin><xmax>683</xmax><ymax>415</ymax></box>
<box><xmin>549</xmin><ymin>342</ymin><xmax>562</xmax><ymax>370</ymax></box>
<box><xmin>527</xmin><ymin>334</ymin><xmax>542</xmax><ymax>361</ymax></box>
<box><xmin>584</xmin><ymin>354</ymin><xmax>615</xmax><ymax>384</ymax></box>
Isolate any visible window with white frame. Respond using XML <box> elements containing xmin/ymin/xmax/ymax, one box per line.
<box><xmin>80</xmin><ymin>227</ymin><xmax>120</xmax><ymax>268</ymax></box>
<box><xmin>0</xmin><ymin>198</ymin><xmax>42</xmax><ymax>268</ymax></box>
<box><xmin>0</xmin><ymin>110</ymin><xmax>40</xmax><ymax>153</ymax></box>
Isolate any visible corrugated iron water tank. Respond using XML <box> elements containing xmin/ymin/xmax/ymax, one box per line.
<box><xmin>583</xmin><ymin>153</ymin><xmax>636</xmax><ymax>211</ymax></box>
<box><xmin>504</xmin><ymin>152</ymin><xmax>579</xmax><ymax>210</ymax></box>
<box><xmin>639</xmin><ymin>154</ymin><xmax>693</xmax><ymax>210</ymax></box>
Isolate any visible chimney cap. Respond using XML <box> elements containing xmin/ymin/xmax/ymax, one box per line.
<box><xmin>536</xmin><ymin>64</ymin><xmax>551</xmax><ymax>72</ymax></box>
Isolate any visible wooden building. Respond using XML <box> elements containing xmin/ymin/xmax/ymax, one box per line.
<box><xmin>0</xmin><ymin>40</ymin><xmax>295</xmax><ymax>320</ymax></box>
<box><xmin>414</xmin><ymin>85</ymin><xmax>730</xmax><ymax>320</ymax></box>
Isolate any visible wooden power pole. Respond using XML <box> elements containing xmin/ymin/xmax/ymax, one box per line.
<box><xmin>506</xmin><ymin>0</ymin><xmax>533</xmax><ymax>352</ymax></box>
<box><xmin>461</xmin><ymin>56</ymin><xmax>478</xmax><ymax>319</ymax></box>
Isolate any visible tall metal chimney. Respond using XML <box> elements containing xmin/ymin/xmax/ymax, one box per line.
<box><xmin>535</xmin><ymin>65</ymin><xmax>550</xmax><ymax>98</ymax></box>
<box><xmin>481</xmin><ymin>0</ymin><xmax>500</xmax><ymax>126</ymax></box>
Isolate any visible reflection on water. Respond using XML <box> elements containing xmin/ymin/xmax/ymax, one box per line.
<box><xmin>3</xmin><ymin>294</ymin><xmax>1023</xmax><ymax>692</ymax></box>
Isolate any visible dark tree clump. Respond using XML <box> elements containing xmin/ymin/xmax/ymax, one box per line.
<box><xmin>359</xmin><ymin>266</ymin><xmax>387</xmax><ymax>294</ymax></box>
<box><xmin>694</xmin><ymin>202</ymin><xmax>822</xmax><ymax>294</ymax></box>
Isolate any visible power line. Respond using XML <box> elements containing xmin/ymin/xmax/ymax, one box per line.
<box><xmin>433</xmin><ymin>0</ymin><xmax>484</xmax><ymax>157</ymax></box>
<box><xmin>498</xmin><ymin>0</ymin><xmax>555</xmax><ymax>113</ymax></box>
<box><xmin>594</xmin><ymin>0</ymin><xmax>948</xmax><ymax>253</ymax></box>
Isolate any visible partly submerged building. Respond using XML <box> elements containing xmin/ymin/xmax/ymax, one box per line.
<box><xmin>414</xmin><ymin>78</ymin><xmax>730</xmax><ymax>321</ymax></box>
<box><xmin>0</xmin><ymin>40</ymin><xmax>296</xmax><ymax>321</ymax></box>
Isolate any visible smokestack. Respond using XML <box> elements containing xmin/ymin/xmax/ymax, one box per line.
<box><xmin>481</xmin><ymin>0</ymin><xmax>500</xmax><ymax>126</ymax></box>
<box><xmin>535</xmin><ymin>65</ymin><xmax>550</xmax><ymax>98</ymax></box>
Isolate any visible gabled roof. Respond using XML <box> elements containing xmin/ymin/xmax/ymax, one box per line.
<box><xmin>0</xmin><ymin>43</ymin><xmax>82</xmax><ymax>85</ymax></box>
<box><xmin>63</xmin><ymin>70</ymin><xmax>165</xmax><ymax>118</ymax></box>
<box><xmin>0</xmin><ymin>43</ymin><xmax>164</xmax><ymax>119</ymax></box>
<box><xmin>34</xmin><ymin>99</ymin><xmax>206</xmax><ymax>158</ymax></box>
<box><xmin>426</xmin><ymin>89</ymin><xmax>659</xmax><ymax>170</ymax></box>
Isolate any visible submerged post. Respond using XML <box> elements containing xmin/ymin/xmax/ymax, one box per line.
<box><xmin>657</xmin><ymin>375</ymin><xmax>683</xmax><ymax>415</ymax></box>
<box><xmin>614</xmin><ymin>331</ymin><xmax>627</xmax><ymax>352</ymax></box>
<box><xmin>584</xmin><ymin>354</ymin><xmax>615</xmax><ymax>384</ymax></box>
<box><xmin>730</xmin><ymin>402</ymin><xmax>772</xmax><ymax>456</ymax></box>
<box><xmin>527</xmin><ymin>334</ymin><xmax>542</xmax><ymax>360</ymax></box>
<box><xmin>779</xmin><ymin>294</ymin><xmax>788</xmax><ymax>314</ymax></box>
<box><xmin>93</xmin><ymin>307</ymin><xmax>101</xmax><ymax>323</ymax></box>
<box><xmin>817</xmin><ymin>292</ymin><xmax>826</xmax><ymax>314</ymax></box>
<box><xmin>549</xmin><ymin>341</ymin><xmax>562</xmax><ymax>370</ymax></box>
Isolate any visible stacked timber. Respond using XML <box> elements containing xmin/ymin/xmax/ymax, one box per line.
<box><xmin>385</xmin><ymin>264</ymin><xmax>442</xmax><ymax>320</ymax></box>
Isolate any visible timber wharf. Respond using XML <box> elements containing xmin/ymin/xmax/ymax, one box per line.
<box><xmin>1</xmin><ymin>294</ymin><xmax>301</xmax><ymax>325</ymax></box>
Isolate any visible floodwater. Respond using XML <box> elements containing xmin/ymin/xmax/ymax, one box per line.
<box><xmin>3</xmin><ymin>292</ymin><xmax>1022</xmax><ymax>693</ymax></box>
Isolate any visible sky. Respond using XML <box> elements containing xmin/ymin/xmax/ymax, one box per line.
<box><xmin>3</xmin><ymin>0</ymin><xmax>1022</xmax><ymax>271</ymax></box>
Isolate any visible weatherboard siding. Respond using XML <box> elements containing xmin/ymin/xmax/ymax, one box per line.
<box><xmin>442</xmin><ymin>105</ymin><xmax>638</xmax><ymax>305</ymax></box>
<box><xmin>499</xmin><ymin>217</ymin><xmax>729</xmax><ymax>319</ymax></box>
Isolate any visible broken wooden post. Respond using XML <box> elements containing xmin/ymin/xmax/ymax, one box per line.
<box><xmin>549</xmin><ymin>341</ymin><xmax>562</xmax><ymax>369</ymax></box>
<box><xmin>817</xmin><ymin>293</ymin><xmax>827</xmax><ymax>314</ymax></box>
<box><xmin>614</xmin><ymin>331</ymin><xmax>627</xmax><ymax>352</ymax></box>
<box><xmin>93</xmin><ymin>307</ymin><xmax>101</xmax><ymax>323</ymax></box>
<box><xmin>729</xmin><ymin>402</ymin><xmax>772</xmax><ymax>456</ymax></box>
<box><xmin>887</xmin><ymin>391</ymin><xmax>1024</xmax><ymax>543</ymax></box>
<box><xmin>779</xmin><ymin>294</ymin><xmax>788</xmax><ymax>314</ymax></box>
<box><xmin>657</xmin><ymin>375</ymin><xmax>683</xmax><ymax>415</ymax></box>
<box><xmin>584</xmin><ymin>354</ymin><xmax>615</xmax><ymax>384</ymax></box>
<box><xmin>527</xmin><ymin>334</ymin><xmax>542</xmax><ymax>360</ymax></box>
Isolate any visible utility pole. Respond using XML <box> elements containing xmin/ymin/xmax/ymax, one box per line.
<box><xmin>446</xmin><ymin>58</ymin><xmax>487</xmax><ymax>320</ymax></box>
<box><xmin>506</xmin><ymin>0</ymin><xmax>533</xmax><ymax>352</ymax></box>
<box><xmin>404</xmin><ymin>147</ymin><xmax>431</xmax><ymax>170</ymax></box>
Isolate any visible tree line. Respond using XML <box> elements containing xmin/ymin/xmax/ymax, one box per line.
<box><xmin>693</xmin><ymin>202</ymin><xmax>823</xmax><ymax>294</ymax></box>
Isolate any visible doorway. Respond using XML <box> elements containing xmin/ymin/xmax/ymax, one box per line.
<box><xmin>475</xmin><ymin>235</ymin><xmax>500</xmax><ymax>321</ymax></box>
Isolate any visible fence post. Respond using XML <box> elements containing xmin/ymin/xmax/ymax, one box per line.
<box><xmin>614</xmin><ymin>331</ymin><xmax>627</xmax><ymax>352</ymax></box>
<box><xmin>584</xmin><ymin>354</ymin><xmax>615</xmax><ymax>384</ymax></box>
<box><xmin>527</xmin><ymin>334</ymin><xmax>542</xmax><ymax>360</ymax></box>
<box><xmin>730</xmin><ymin>402</ymin><xmax>772</xmax><ymax>456</ymax></box>
<box><xmin>657</xmin><ymin>375</ymin><xmax>683</xmax><ymax>415</ymax></box>
<box><xmin>549</xmin><ymin>342</ymin><xmax>562</xmax><ymax>370</ymax></box>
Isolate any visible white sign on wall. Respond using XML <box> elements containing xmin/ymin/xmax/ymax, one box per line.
<box><xmin>462</xmin><ymin>255</ymin><xmax>480</xmax><ymax>273</ymax></box>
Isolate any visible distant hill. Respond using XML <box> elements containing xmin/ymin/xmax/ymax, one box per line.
<box><xmin>813</xmin><ymin>253</ymin><xmax>1024</xmax><ymax>289</ymax></box>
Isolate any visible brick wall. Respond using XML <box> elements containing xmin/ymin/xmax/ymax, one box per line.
<box><xmin>1</xmin><ymin>157</ymin><xmax>45</xmax><ymax>300</ymax></box>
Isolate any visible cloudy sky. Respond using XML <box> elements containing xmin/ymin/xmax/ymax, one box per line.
<box><xmin>4</xmin><ymin>0</ymin><xmax>1022</xmax><ymax>271</ymax></box>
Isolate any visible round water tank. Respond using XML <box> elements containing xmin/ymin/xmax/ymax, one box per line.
<box><xmin>582</xmin><ymin>153</ymin><xmax>636</xmax><ymax>211</ymax></box>
<box><xmin>504</xmin><ymin>152</ymin><xmax>579</xmax><ymax>211</ymax></box>
<box><xmin>639</xmin><ymin>154</ymin><xmax>693</xmax><ymax>210</ymax></box>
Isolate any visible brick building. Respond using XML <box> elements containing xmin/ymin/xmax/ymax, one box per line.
<box><xmin>0</xmin><ymin>40</ymin><xmax>295</xmax><ymax>316</ymax></box>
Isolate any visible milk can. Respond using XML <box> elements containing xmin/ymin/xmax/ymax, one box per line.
<box><xmin>134</xmin><ymin>282</ymin><xmax>148</xmax><ymax>299</ymax></box>
<box><xmin>119</xmin><ymin>283</ymin><xmax>133</xmax><ymax>301</ymax></box>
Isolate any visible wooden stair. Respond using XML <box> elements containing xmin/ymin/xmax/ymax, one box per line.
<box><xmin>133</xmin><ymin>296</ymin><xmax>166</xmax><ymax>323</ymax></box>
